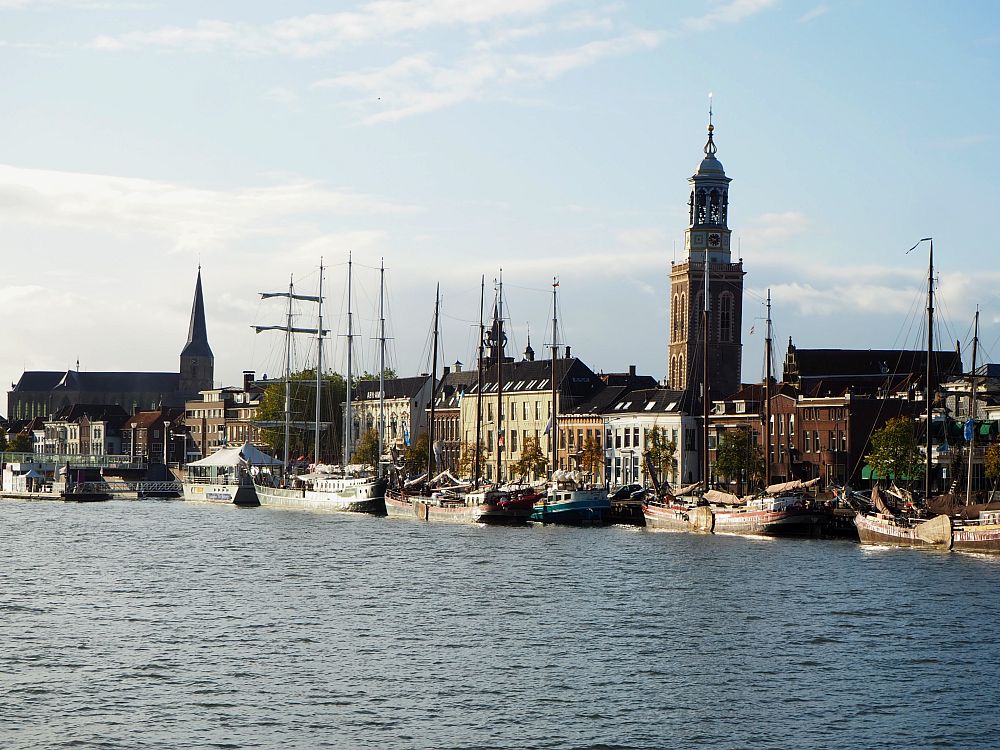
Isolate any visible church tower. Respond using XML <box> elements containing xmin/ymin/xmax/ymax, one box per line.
<box><xmin>667</xmin><ymin>115</ymin><xmax>745</xmax><ymax>399</ymax></box>
<box><xmin>179</xmin><ymin>267</ymin><xmax>214</xmax><ymax>394</ymax></box>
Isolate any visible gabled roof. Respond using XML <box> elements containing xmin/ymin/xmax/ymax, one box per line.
<box><xmin>50</xmin><ymin>403</ymin><xmax>130</xmax><ymax>424</ymax></box>
<box><xmin>10</xmin><ymin>371</ymin><xmax>66</xmax><ymax>392</ymax></box>
<box><xmin>567</xmin><ymin>385</ymin><xmax>632</xmax><ymax>416</ymax></box>
<box><xmin>433</xmin><ymin>370</ymin><xmax>481</xmax><ymax>409</ymax></box>
<box><xmin>29</xmin><ymin>370</ymin><xmax>181</xmax><ymax>394</ymax></box>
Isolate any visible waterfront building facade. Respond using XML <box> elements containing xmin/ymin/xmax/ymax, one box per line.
<box><xmin>183</xmin><ymin>373</ymin><xmax>264</xmax><ymax>459</ymax></box>
<box><xmin>350</xmin><ymin>375</ymin><xmax>433</xmax><ymax>459</ymax></box>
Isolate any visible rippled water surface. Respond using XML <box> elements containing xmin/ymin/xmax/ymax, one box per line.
<box><xmin>3</xmin><ymin>499</ymin><xmax>1000</xmax><ymax>749</ymax></box>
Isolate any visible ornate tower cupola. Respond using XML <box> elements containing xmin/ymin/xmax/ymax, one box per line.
<box><xmin>667</xmin><ymin>107</ymin><xmax>745</xmax><ymax>401</ymax></box>
<box><xmin>179</xmin><ymin>266</ymin><xmax>214</xmax><ymax>394</ymax></box>
<box><xmin>686</xmin><ymin>107</ymin><xmax>733</xmax><ymax>265</ymax></box>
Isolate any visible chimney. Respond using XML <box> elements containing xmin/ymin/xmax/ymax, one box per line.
<box><xmin>443</xmin><ymin>366</ymin><xmax>451</xmax><ymax>376</ymax></box>
<box><xmin>629</xmin><ymin>364</ymin><xmax>636</xmax><ymax>378</ymax></box>
<box><xmin>565</xmin><ymin>346</ymin><xmax>571</xmax><ymax>359</ymax></box>
<box><xmin>243</xmin><ymin>370</ymin><xmax>255</xmax><ymax>391</ymax></box>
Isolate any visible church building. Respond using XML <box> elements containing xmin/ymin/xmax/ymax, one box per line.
<box><xmin>667</xmin><ymin>116</ymin><xmax>745</xmax><ymax>401</ymax></box>
<box><xmin>7</xmin><ymin>269</ymin><xmax>215</xmax><ymax>420</ymax></box>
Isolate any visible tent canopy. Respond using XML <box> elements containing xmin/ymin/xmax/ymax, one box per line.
<box><xmin>186</xmin><ymin>442</ymin><xmax>282</xmax><ymax>468</ymax></box>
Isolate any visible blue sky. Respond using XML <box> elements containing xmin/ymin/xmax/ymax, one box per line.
<box><xmin>2</xmin><ymin>0</ymin><xmax>998</xmax><ymax>396</ymax></box>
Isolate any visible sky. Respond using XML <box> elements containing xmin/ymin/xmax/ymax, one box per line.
<box><xmin>2</xmin><ymin>0</ymin><xmax>999</xmax><ymax>399</ymax></box>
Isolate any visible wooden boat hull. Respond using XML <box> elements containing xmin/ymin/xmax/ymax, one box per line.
<box><xmin>855</xmin><ymin>512</ymin><xmax>952</xmax><ymax>549</ymax></box>
<box><xmin>643</xmin><ymin>503</ymin><xmax>713</xmax><ymax>532</ymax></box>
<box><xmin>713</xmin><ymin>506</ymin><xmax>824</xmax><ymax>537</ymax></box>
<box><xmin>951</xmin><ymin>524</ymin><xmax>1000</xmax><ymax>553</ymax></box>
<box><xmin>256</xmin><ymin>478</ymin><xmax>386</xmax><ymax>515</ymax></box>
<box><xmin>384</xmin><ymin>488</ymin><xmax>537</xmax><ymax>524</ymax></box>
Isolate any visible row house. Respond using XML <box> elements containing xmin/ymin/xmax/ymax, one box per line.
<box><xmin>121</xmin><ymin>408</ymin><xmax>187</xmax><ymax>464</ymax></box>
<box><xmin>34</xmin><ymin>404</ymin><xmax>129</xmax><ymax>457</ymax></box>
<box><xmin>429</xmin><ymin>365</ymin><xmax>479</xmax><ymax>475</ymax></box>
<box><xmin>457</xmin><ymin>353</ymin><xmax>603</xmax><ymax>484</ymax></box>
<box><xmin>603</xmin><ymin>388</ymin><xmax>697</xmax><ymax>489</ymax></box>
<box><xmin>557</xmin><ymin>368</ymin><xmax>660</xmax><ymax>485</ymax></box>
<box><xmin>350</xmin><ymin>375</ymin><xmax>433</xmax><ymax>460</ymax></box>
<box><xmin>184</xmin><ymin>372</ymin><xmax>265</xmax><ymax>459</ymax></box>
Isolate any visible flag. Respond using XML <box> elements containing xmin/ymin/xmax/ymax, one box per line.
<box><xmin>403</xmin><ymin>429</ymin><xmax>410</xmax><ymax>447</ymax></box>
<box><xmin>543</xmin><ymin>416</ymin><xmax>553</xmax><ymax>435</ymax></box>
<box><xmin>965</xmin><ymin>419</ymin><xmax>975</xmax><ymax>442</ymax></box>
<box><xmin>498</xmin><ymin>429</ymin><xmax>505</xmax><ymax>448</ymax></box>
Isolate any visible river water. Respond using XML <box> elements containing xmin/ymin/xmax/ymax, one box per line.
<box><xmin>2</xmin><ymin>499</ymin><xmax>1000</xmax><ymax>750</ymax></box>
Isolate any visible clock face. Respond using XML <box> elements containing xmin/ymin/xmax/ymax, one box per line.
<box><xmin>708</xmin><ymin>232</ymin><xmax>722</xmax><ymax>247</ymax></box>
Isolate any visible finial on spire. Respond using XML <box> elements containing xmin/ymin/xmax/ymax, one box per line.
<box><xmin>705</xmin><ymin>92</ymin><xmax>717</xmax><ymax>157</ymax></box>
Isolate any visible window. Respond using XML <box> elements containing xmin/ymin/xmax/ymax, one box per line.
<box><xmin>769</xmin><ymin>415</ymin><xmax>775</xmax><ymax>436</ymax></box>
<box><xmin>789</xmin><ymin>415</ymin><xmax>795</xmax><ymax>436</ymax></box>
<box><xmin>568</xmin><ymin>429</ymin><xmax>575</xmax><ymax>449</ymax></box>
<box><xmin>719</xmin><ymin>292</ymin><xmax>734</xmax><ymax>343</ymax></box>
<box><xmin>615</xmin><ymin>430</ymin><xmax>622</xmax><ymax>449</ymax></box>
<box><xmin>829</xmin><ymin>431</ymin><xmax>836</xmax><ymax>451</ymax></box>
<box><xmin>841</xmin><ymin>431</ymin><xmax>847</xmax><ymax>452</ymax></box>
<box><xmin>577</xmin><ymin>430</ymin><xmax>584</xmax><ymax>449</ymax></box>
<box><xmin>804</xmin><ymin>431</ymin><xmax>812</xmax><ymax>453</ymax></box>
<box><xmin>523</xmin><ymin>402</ymin><xmax>529</xmax><ymax>420</ymax></box>
<box><xmin>510</xmin><ymin>402</ymin><xmax>516</xmax><ymax>422</ymax></box>
<box><xmin>560</xmin><ymin>429</ymin><xmax>566</xmax><ymax>449</ymax></box>
<box><xmin>511</xmin><ymin>429</ymin><xmax>518</xmax><ymax>452</ymax></box>
<box><xmin>535</xmin><ymin>402</ymin><xmax>540</xmax><ymax>420</ymax></box>
<box><xmin>633</xmin><ymin>427</ymin><xmax>639</xmax><ymax>447</ymax></box>
<box><xmin>487</xmin><ymin>403</ymin><xmax>493</xmax><ymax>421</ymax></box>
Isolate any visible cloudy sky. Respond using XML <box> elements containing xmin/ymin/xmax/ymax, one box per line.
<box><xmin>2</xmin><ymin>0</ymin><xmax>998</xmax><ymax>398</ymax></box>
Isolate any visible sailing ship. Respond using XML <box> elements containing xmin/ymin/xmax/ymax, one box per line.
<box><xmin>856</xmin><ymin>269</ymin><xmax>1000</xmax><ymax>552</ymax></box>
<box><xmin>529</xmin><ymin>278</ymin><xmax>609</xmax><ymax>525</ymax></box>
<box><xmin>385</xmin><ymin>278</ymin><xmax>540</xmax><ymax>524</ymax></box>
<box><xmin>253</xmin><ymin>259</ymin><xmax>386</xmax><ymax>514</ymax></box>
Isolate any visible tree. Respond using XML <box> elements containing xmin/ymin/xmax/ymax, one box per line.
<box><xmin>255</xmin><ymin>369</ymin><xmax>346</xmax><ymax>462</ymax></box>
<box><xmin>645</xmin><ymin>426</ymin><xmax>677</xmax><ymax>486</ymax></box>
<box><xmin>715</xmin><ymin>428</ymin><xmax>764</xmax><ymax>490</ymax></box>
<box><xmin>0</xmin><ymin>432</ymin><xmax>7</xmax><ymax>452</ymax></box>
<box><xmin>579</xmin><ymin>436</ymin><xmax>604</xmax><ymax>482</ymax></box>
<box><xmin>403</xmin><ymin>433</ymin><xmax>430</xmax><ymax>477</ymax></box>
<box><xmin>865</xmin><ymin>417</ymin><xmax>924</xmax><ymax>486</ymax></box>
<box><xmin>356</xmin><ymin>368</ymin><xmax>398</xmax><ymax>382</ymax></box>
<box><xmin>457</xmin><ymin>440</ymin><xmax>485</xmax><ymax>481</ymax></box>
<box><xmin>985</xmin><ymin>444</ymin><xmax>1000</xmax><ymax>491</ymax></box>
<box><xmin>512</xmin><ymin>436</ymin><xmax>548</xmax><ymax>481</ymax></box>
<box><xmin>351</xmin><ymin>429</ymin><xmax>379</xmax><ymax>470</ymax></box>
<box><xmin>7</xmin><ymin>433</ymin><xmax>31</xmax><ymax>453</ymax></box>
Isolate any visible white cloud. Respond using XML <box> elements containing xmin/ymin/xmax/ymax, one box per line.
<box><xmin>797</xmin><ymin>5</ymin><xmax>830</xmax><ymax>24</ymax></box>
<box><xmin>90</xmin><ymin>0</ymin><xmax>570</xmax><ymax>56</ymax></box>
<box><xmin>322</xmin><ymin>29</ymin><xmax>663</xmax><ymax>123</ymax></box>
<box><xmin>0</xmin><ymin>164</ymin><xmax>416</xmax><ymax>256</ymax></box>
<box><xmin>683</xmin><ymin>0</ymin><xmax>777</xmax><ymax>33</ymax></box>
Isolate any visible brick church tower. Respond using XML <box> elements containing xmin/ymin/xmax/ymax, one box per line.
<box><xmin>667</xmin><ymin>115</ymin><xmax>745</xmax><ymax>400</ymax></box>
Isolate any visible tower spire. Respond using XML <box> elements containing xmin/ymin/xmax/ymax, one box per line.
<box><xmin>181</xmin><ymin>267</ymin><xmax>213</xmax><ymax>359</ymax></box>
<box><xmin>705</xmin><ymin>92</ymin><xmax>717</xmax><ymax>157</ymax></box>
<box><xmin>179</xmin><ymin>267</ymin><xmax>215</xmax><ymax>393</ymax></box>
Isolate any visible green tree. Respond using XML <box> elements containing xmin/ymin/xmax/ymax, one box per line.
<box><xmin>7</xmin><ymin>433</ymin><xmax>31</xmax><ymax>453</ymax></box>
<box><xmin>403</xmin><ymin>433</ymin><xmax>430</xmax><ymax>477</ymax></box>
<box><xmin>351</xmin><ymin>429</ymin><xmax>379</xmax><ymax>470</ymax></box>
<box><xmin>645</xmin><ymin>426</ymin><xmax>677</xmax><ymax>486</ymax></box>
<box><xmin>715</xmin><ymin>428</ymin><xmax>764</xmax><ymax>490</ymax></box>
<box><xmin>0</xmin><ymin>432</ymin><xmax>8</xmax><ymax>451</ymax></box>
<box><xmin>512</xmin><ymin>437</ymin><xmax>548</xmax><ymax>480</ymax></box>
<box><xmin>255</xmin><ymin>369</ymin><xmax>346</xmax><ymax>462</ymax></box>
<box><xmin>985</xmin><ymin>444</ymin><xmax>1000</xmax><ymax>491</ymax></box>
<box><xmin>579</xmin><ymin>436</ymin><xmax>604</xmax><ymax>482</ymax></box>
<box><xmin>457</xmin><ymin>440</ymin><xmax>485</xmax><ymax>481</ymax></box>
<box><xmin>356</xmin><ymin>368</ymin><xmax>398</xmax><ymax>382</ymax></box>
<box><xmin>865</xmin><ymin>416</ymin><xmax>924</xmax><ymax>486</ymax></box>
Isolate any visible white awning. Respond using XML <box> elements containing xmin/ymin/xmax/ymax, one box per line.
<box><xmin>186</xmin><ymin>442</ymin><xmax>282</xmax><ymax>468</ymax></box>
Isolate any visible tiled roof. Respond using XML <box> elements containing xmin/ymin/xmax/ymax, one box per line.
<box><xmin>788</xmin><ymin>348</ymin><xmax>963</xmax><ymax>379</ymax></box>
<box><xmin>51</xmin><ymin>403</ymin><xmax>130</xmax><ymax>424</ymax></box>
<box><xmin>354</xmin><ymin>375</ymin><xmax>430</xmax><ymax>401</ymax></box>
<box><xmin>606</xmin><ymin>388</ymin><xmax>688</xmax><ymax>415</ymax></box>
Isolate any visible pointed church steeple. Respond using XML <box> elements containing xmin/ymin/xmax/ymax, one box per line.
<box><xmin>179</xmin><ymin>267</ymin><xmax>214</xmax><ymax>393</ymax></box>
<box><xmin>181</xmin><ymin>266</ymin><xmax>213</xmax><ymax>359</ymax></box>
